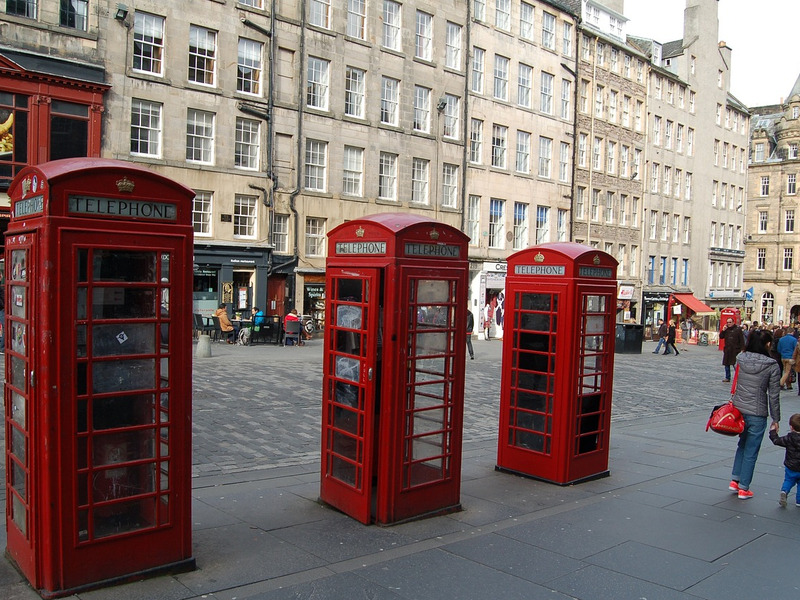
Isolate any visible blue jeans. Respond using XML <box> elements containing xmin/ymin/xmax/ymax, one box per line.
<box><xmin>653</xmin><ymin>338</ymin><xmax>671</xmax><ymax>354</ymax></box>
<box><xmin>781</xmin><ymin>466</ymin><xmax>800</xmax><ymax>504</ymax></box>
<box><xmin>731</xmin><ymin>414</ymin><xmax>768</xmax><ymax>490</ymax></box>
<box><xmin>724</xmin><ymin>364</ymin><xmax>732</xmax><ymax>380</ymax></box>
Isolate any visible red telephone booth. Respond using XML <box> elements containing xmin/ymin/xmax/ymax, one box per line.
<box><xmin>320</xmin><ymin>214</ymin><xmax>469</xmax><ymax>525</ymax></box>
<box><xmin>496</xmin><ymin>243</ymin><xmax>618</xmax><ymax>485</ymax></box>
<box><xmin>4</xmin><ymin>158</ymin><xmax>195</xmax><ymax>597</ymax></box>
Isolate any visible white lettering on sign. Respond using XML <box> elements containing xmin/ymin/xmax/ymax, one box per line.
<box><xmin>68</xmin><ymin>196</ymin><xmax>177</xmax><ymax>221</ymax></box>
<box><xmin>335</xmin><ymin>241</ymin><xmax>387</xmax><ymax>255</ymax></box>
<box><xmin>404</xmin><ymin>243</ymin><xmax>460</xmax><ymax>258</ymax></box>
<box><xmin>579</xmin><ymin>266</ymin><xmax>614</xmax><ymax>278</ymax></box>
<box><xmin>515</xmin><ymin>264</ymin><xmax>566</xmax><ymax>276</ymax></box>
<box><xmin>14</xmin><ymin>195</ymin><xmax>44</xmax><ymax>218</ymax></box>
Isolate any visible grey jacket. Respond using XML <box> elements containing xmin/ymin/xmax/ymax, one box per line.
<box><xmin>732</xmin><ymin>352</ymin><xmax>781</xmax><ymax>422</ymax></box>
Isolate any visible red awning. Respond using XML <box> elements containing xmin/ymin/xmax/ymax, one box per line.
<box><xmin>672</xmin><ymin>293</ymin><xmax>714</xmax><ymax>314</ymax></box>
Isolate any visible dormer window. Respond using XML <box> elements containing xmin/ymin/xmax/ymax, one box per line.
<box><xmin>793</xmin><ymin>106</ymin><xmax>799</xmax><ymax>119</ymax></box>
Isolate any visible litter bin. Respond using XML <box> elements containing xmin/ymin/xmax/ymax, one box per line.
<box><xmin>615</xmin><ymin>323</ymin><xmax>644</xmax><ymax>354</ymax></box>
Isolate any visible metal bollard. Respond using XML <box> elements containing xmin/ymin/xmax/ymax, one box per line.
<box><xmin>196</xmin><ymin>334</ymin><xmax>212</xmax><ymax>358</ymax></box>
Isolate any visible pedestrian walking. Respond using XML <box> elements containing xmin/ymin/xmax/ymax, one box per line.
<box><xmin>466</xmin><ymin>310</ymin><xmax>475</xmax><ymax>360</ymax></box>
<box><xmin>728</xmin><ymin>329</ymin><xmax>781</xmax><ymax>500</ymax></box>
<box><xmin>680</xmin><ymin>317</ymin><xmax>691</xmax><ymax>349</ymax></box>
<box><xmin>663</xmin><ymin>320</ymin><xmax>679</xmax><ymax>356</ymax></box>
<box><xmin>768</xmin><ymin>413</ymin><xmax>800</xmax><ymax>507</ymax></box>
<box><xmin>776</xmin><ymin>329</ymin><xmax>798</xmax><ymax>389</ymax></box>
<box><xmin>483</xmin><ymin>301</ymin><xmax>492</xmax><ymax>341</ymax></box>
<box><xmin>652</xmin><ymin>319</ymin><xmax>669</xmax><ymax>354</ymax></box>
<box><xmin>720</xmin><ymin>317</ymin><xmax>745</xmax><ymax>382</ymax></box>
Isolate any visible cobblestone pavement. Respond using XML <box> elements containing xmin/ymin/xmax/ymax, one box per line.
<box><xmin>191</xmin><ymin>336</ymin><xmax>728</xmax><ymax>478</ymax></box>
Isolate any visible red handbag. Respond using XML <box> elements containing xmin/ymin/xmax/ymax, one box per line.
<box><xmin>706</xmin><ymin>366</ymin><xmax>745</xmax><ymax>435</ymax></box>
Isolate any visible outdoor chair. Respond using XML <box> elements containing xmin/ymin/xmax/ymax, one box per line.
<box><xmin>194</xmin><ymin>313</ymin><xmax>214</xmax><ymax>338</ymax></box>
<box><xmin>211</xmin><ymin>316</ymin><xmax>225</xmax><ymax>342</ymax></box>
<box><xmin>283</xmin><ymin>319</ymin><xmax>302</xmax><ymax>347</ymax></box>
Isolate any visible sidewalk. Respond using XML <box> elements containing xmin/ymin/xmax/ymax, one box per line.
<box><xmin>2</xmin><ymin>339</ymin><xmax>800</xmax><ymax>598</ymax></box>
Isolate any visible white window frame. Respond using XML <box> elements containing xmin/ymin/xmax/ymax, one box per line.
<box><xmin>442</xmin><ymin>163</ymin><xmax>459</xmax><ymax>208</ymax></box>
<box><xmin>538</xmin><ymin>136</ymin><xmax>552</xmax><ymax>178</ymax></box>
<box><xmin>130</xmin><ymin>98</ymin><xmax>162</xmax><ymax>157</ymax></box>
<box><xmin>186</xmin><ymin>108</ymin><xmax>215</xmax><ymax>165</ymax></box>
<box><xmin>413</xmin><ymin>86</ymin><xmax>431</xmax><ymax>133</ymax></box>
<box><xmin>188</xmin><ymin>25</ymin><xmax>217</xmax><ymax>86</ymax></box>
<box><xmin>516</xmin><ymin>130</ymin><xmax>531</xmax><ymax>174</ymax></box>
<box><xmin>445</xmin><ymin>22</ymin><xmax>463</xmax><ymax>70</ymax></box>
<box><xmin>492</xmin><ymin>124</ymin><xmax>508</xmax><ymax>168</ymax></box>
<box><xmin>411</xmin><ymin>158</ymin><xmax>430</xmax><ymax>205</ymax></box>
<box><xmin>306</xmin><ymin>56</ymin><xmax>330</xmax><ymax>110</ymax></box>
<box><xmin>380</xmin><ymin>76</ymin><xmax>400</xmax><ymax>126</ymax></box>
<box><xmin>378</xmin><ymin>152</ymin><xmax>398</xmax><ymax>200</ymax></box>
<box><xmin>415</xmin><ymin>11</ymin><xmax>433</xmax><ymax>61</ymax></box>
<box><xmin>235</xmin><ymin>117</ymin><xmax>260</xmax><ymax>170</ymax></box>
<box><xmin>192</xmin><ymin>191</ymin><xmax>213</xmax><ymax>236</ymax></box>
<box><xmin>133</xmin><ymin>12</ymin><xmax>165</xmax><ymax>76</ymax></box>
<box><xmin>382</xmin><ymin>0</ymin><xmax>402</xmax><ymax>50</ymax></box>
<box><xmin>309</xmin><ymin>0</ymin><xmax>330</xmax><ymax>28</ymax></box>
<box><xmin>345</xmin><ymin>66</ymin><xmax>366</xmax><ymax>118</ymax></box>
<box><xmin>494</xmin><ymin>55</ymin><xmax>509</xmax><ymax>101</ymax></box>
<box><xmin>304</xmin><ymin>139</ymin><xmax>327</xmax><ymax>191</ymax></box>
<box><xmin>233</xmin><ymin>194</ymin><xmax>257</xmax><ymax>239</ymax></box>
<box><xmin>342</xmin><ymin>145</ymin><xmax>364</xmax><ymax>197</ymax></box>
<box><xmin>513</xmin><ymin>202</ymin><xmax>529</xmax><ymax>250</ymax></box>
<box><xmin>237</xmin><ymin>38</ymin><xmax>263</xmax><ymax>96</ymax></box>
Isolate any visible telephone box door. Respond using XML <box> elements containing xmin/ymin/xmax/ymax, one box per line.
<box><xmin>57</xmin><ymin>230</ymin><xmax>191</xmax><ymax>584</ymax></box>
<box><xmin>320</xmin><ymin>268</ymin><xmax>380</xmax><ymax>524</ymax></box>
<box><xmin>4</xmin><ymin>234</ymin><xmax>37</xmax><ymax>581</ymax></box>
<box><xmin>498</xmin><ymin>284</ymin><xmax>567</xmax><ymax>478</ymax></box>
<box><xmin>380</xmin><ymin>267</ymin><xmax>466</xmax><ymax>522</ymax></box>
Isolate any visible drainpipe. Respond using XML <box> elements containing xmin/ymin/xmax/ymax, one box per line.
<box><xmin>460</xmin><ymin>1</ymin><xmax>472</xmax><ymax>235</ymax></box>
<box><xmin>565</xmin><ymin>13</ymin><xmax>581</xmax><ymax>242</ymax></box>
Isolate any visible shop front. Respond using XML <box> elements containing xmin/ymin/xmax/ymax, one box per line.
<box><xmin>193</xmin><ymin>243</ymin><xmax>270</xmax><ymax>319</ymax></box>
<box><xmin>642</xmin><ymin>290</ymin><xmax>672</xmax><ymax>341</ymax></box>
<box><xmin>470</xmin><ymin>261</ymin><xmax>507</xmax><ymax>340</ymax></box>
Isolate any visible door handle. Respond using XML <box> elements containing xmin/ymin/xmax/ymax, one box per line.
<box><xmin>368</xmin><ymin>367</ymin><xmax>373</xmax><ymax>381</ymax></box>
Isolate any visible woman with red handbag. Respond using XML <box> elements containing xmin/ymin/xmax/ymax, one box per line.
<box><xmin>729</xmin><ymin>329</ymin><xmax>782</xmax><ymax>499</ymax></box>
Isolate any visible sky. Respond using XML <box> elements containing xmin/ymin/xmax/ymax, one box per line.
<box><xmin>623</xmin><ymin>0</ymin><xmax>800</xmax><ymax>108</ymax></box>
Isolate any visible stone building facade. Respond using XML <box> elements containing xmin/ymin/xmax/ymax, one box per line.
<box><xmin>626</xmin><ymin>0</ymin><xmax>749</xmax><ymax>326</ymax></box>
<box><xmin>0</xmin><ymin>0</ymin><xmax>754</xmax><ymax>329</ymax></box>
<box><xmin>745</xmin><ymin>77</ymin><xmax>800</xmax><ymax>325</ymax></box>
<box><xmin>572</xmin><ymin>0</ymin><xmax>647</xmax><ymax>320</ymax></box>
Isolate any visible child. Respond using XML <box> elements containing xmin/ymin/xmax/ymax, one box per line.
<box><xmin>769</xmin><ymin>413</ymin><xmax>800</xmax><ymax>507</ymax></box>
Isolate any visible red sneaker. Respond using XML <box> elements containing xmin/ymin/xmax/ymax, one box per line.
<box><xmin>728</xmin><ymin>480</ymin><xmax>739</xmax><ymax>492</ymax></box>
<box><xmin>738</xmin><ymin>489</ymin><xmax>754</xmax><ymax>499</ymax></box>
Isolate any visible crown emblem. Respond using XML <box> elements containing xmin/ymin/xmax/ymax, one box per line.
<box><xmin>593</xmin><ymin>255</ymin><xmax>601</xmax><ymax>265</ymax></box>
<box><xmin>20</xmin><ymin>177</ymin><xmax>31</xmax><ymax>197</ymax></box>
<box><xmin>355</xmin><ymin>226</ymin><xmax>365</xmax><ymax>238</ymax></box>
<box><xmin>116</xmin><ymin>176</ymin><xmax>135</xmax><ymax>193</ymax></box>
<box><xmin>534</xmin><ymin>252</ymin><xmax>545</xmax><ymax>263</ymax></box>
<box><xmin>429</xmin><ymin>228</ymin><xmax>440</xmax><ymax>240</ymax></box>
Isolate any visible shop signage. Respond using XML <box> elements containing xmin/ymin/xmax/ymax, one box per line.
<box><xmin>68</xmin><ymin>195</ymin><xmax>177</xmax><ymax>221</ymax></box>
<box><xmin>482</xmin><ymin>261</ymin><xmax>507</xmax><ymax>272</ymax></box>
<box><xmin>335</xmin><ymin>241</ymin><xmax>387</xmax><ymax>255</ymax></box>
<box><xmin>618</xmin><ymin>284</ymin><xmax>635</xmax><ymax>300</ymax></box>
<box><xmin>404</xmin><ymin>242</ymin><xmax>460</xmax><ymax>258</ymax></box>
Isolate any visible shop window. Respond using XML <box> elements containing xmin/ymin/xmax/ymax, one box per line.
<box><xmin>0</xmin><ymin>92</ymin><xmax>29</xmax><ymax>186</ymax></box>
<box><xmin>50</xmin><ymin>100</ymin><xmax>88</xmax><ymax>160</ymax></box>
